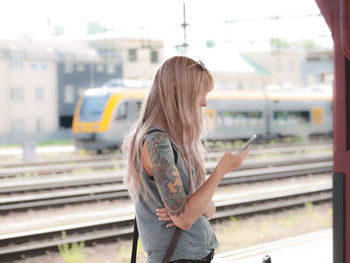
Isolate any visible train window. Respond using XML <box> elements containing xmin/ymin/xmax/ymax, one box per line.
<box><xmin>217</xmin><ymin>111</ymin><xmax>263</xmax><ymax>127</ymax></box>
<box><xmin>79</xmin><ymin>95</ymin><xmax>110</xmax><ymax>122</ymax></box>
<box><xmin>136</xmin><ymin>101</ymin><xmax>143</xmax><ymax>118</ymax></box>
<box><xmin>205</xmin><ymin>108</ymin><xmax>216</xmax><ymax>130</ymax></box>
<box><xmin>115</xmin><ymin>102</ymin><xmax>128</xmax><ymax>120</ymax></box>
<box><xmin>273</xmin><ymin>111</ymin><xmax>310</xmax><ymax>125</ymax></box>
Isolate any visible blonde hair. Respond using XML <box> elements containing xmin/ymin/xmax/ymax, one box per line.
<box><xmin>122</xmin><ymin>56</ymin><xmax>214</xmax><ymax>199</ymax></box>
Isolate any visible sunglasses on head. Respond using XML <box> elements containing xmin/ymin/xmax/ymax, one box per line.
<box><xmin>198</xmin><ymin>60</ymin><xmax>206</xmax><ymax>71</ymax></box>
<box><xmin>188</xmin><ymin>60</ymin><xmax>207</xmax><ymax>71</ymax></box>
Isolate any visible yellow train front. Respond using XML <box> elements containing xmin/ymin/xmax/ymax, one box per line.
<box><xmin>72</xmin><ymin>82</ymin><xmax>149</xmax><ymax>151</ymax></box>
<box><xmin>72</xmin><ymin>82</ymin><xmax>333</xmax><ymax>152</ymax></box>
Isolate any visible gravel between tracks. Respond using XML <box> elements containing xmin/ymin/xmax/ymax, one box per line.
<box><xmin>0</xmin><ymin>174</ymin><xmax>331</xmax><ymax>236</ymax></box>
<box><xmin>12</xmin><ymin>202</ymin><xmax>332</xmax><ymax>263</ymax></box>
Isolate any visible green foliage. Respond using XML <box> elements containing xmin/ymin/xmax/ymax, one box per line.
<box><xmin>270</xmin><ymin>38</ymin><xmax>292</xmax><ymax>49</ymax></box>
<box><xmin>58</xmin><ymin>231</ymin><xmax>86</xmax><ymax>263</ymax></box>
<box><xmin>116</xmin><ymin>239</ymin><xmax>146</xmax><ymax>263</ymax></box>
<box><xmin>279</xmin><ymin>213</ymin><xmax>299</xmax><ymax>228</ymax></box>
<box><xmin>305</xmin><ymin>202</ymin><xmax>313</xmax><ymax>212</ymax></box>
<box><xmin>37</xmin><ymin>139</ymin><xmax>72</xmax><ymax>146</ymax></box>
<box><xmin>228</xmin><ymin>216</ymin><xmax>241</xmax><ymax>231</ymax></box>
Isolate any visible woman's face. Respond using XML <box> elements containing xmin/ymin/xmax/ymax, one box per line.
<box><xmin>199</xmin><ymin>91</ymin><xmax>208</xmax><ymax>107</ymax></box>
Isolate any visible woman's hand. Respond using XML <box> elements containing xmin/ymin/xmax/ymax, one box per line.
<box><xmin>215</xmin><ymin>147</ymin><xmax>250</xmax><ymax>177</ymax></box>
<box><xmin>156</xmin><ymin>208</ymin><xmax>175</xmax><ymax>228</ymax></box>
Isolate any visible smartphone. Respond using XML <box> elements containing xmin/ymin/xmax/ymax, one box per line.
<box><xmin>238</xmin><ymin>134</ymin><xmax>257</xmax><ymax>152</ymax></box>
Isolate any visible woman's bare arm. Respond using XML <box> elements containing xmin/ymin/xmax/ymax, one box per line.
<box><xmin>143</xmin><ymin>132</ymin><xmax>249</xmax><ymax>230</ymax></box>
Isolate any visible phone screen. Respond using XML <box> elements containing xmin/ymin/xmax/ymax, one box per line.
<box><xmin>239</xmin><ymin>134</ymin><xmax>257</xmax><ymax>152</ymax></box>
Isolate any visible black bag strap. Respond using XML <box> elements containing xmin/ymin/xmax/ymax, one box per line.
<box><xmin>130</xmin><ymin>217</ymin><xmax>139</xmax><ymax>263</ymax></box>
<box><xmin>131</xmin><ymin>217</ymin><xmax>182</xmax><ymax>263</ymax></box>
<box><xmin>131</xmin><ymin>128</ymin><xmax>182</xmax><ymax>262</ymax></box>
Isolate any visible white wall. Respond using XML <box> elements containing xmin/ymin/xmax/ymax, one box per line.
<box><xmin>7</xmin><ymin>58</ymin><xmax>58</xmax><ymax>134</ymax></box>
<box><xmin>122</xmin><ymin>47</ymin><xmax>163</xmax><ymax>79</ymax></box>
<box><xmin>0</xmin><ymin>58</ymin><xmax>10</xmax><ymax>133</ymax></box>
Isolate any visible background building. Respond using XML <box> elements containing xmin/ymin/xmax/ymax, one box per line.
<box><xmin>0</xmin><ymin>36</ymin><xmax>333</xmax><ymax>144</ymax></box>
<box><xmin>88</xmin><ymin>36</ymin><xmax>164</xmax><ymax>79</ymax></box>
<box><xmin>300</xmin><ymin>49</ymin><xmax>333</xmax><ymax>87</ymax></box>
<box><xmin>242</xmin><ymin>50</ymin><xmax>302</xmax><ymax>87</ymax></box>
<box><xmin>56</xmin><ymin>41</ymin><xmax>122</xmax><ymax>128</ymax></box>
<box><xmin>0</xmin><ymin>39</ymin><xmax>58</xmax><ymax>144</ymax></box>
<box><xmin>0</xmin><ymin>37</ymin><xmax>164</xmax><ymax>144</ymax></box>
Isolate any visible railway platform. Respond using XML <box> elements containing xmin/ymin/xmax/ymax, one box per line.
<box><xmin>213</xmin><ymin>229</ymin><xmax>332</xmax><ymax>263</ymax></box>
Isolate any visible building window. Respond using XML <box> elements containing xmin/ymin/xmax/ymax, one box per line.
<box><xmin>128</xmin><ymin>49</ymin><xmax>137</xmax><ymax>62</ymax></box>
<box><xmin>36</xmin><ymin>118</ymin><xmax>45</xmax><ymax>131</ymax></box>
<box><xmin>35</xmin><ymin>87</ymin><xmax>44</xmax><ymax>101</ymax></box>
<box><xmin>76</xmin><ymin>63</ymin><xmax>85</xmax><ymax>72</ymax></box>
<box><xmin>12</xmin><ymin>119</ymin><xmax>25</xmax><ymax>132</ymax></box>
<box><xmin>32</xmin><ymin>64</ymin><xmax>48</xmax><ymax>70</ymax></box>
<box><xmin>107</xmin><ymin>62</ymin><xmax>116</xmax><ymax>74</ymax></box>
<box><xmin>276</xmin><ymin>58</ymin><xmax>282</xmax><ymax>71</ymax></box>
<box><xmin>96</xmin><ymin>63</ymin><xmax>104</xmax><ymax>73</ymax></box>
<box><xmin>289</xmin><ymin>60</ymin><xmax>294</xmax><ymax>72</ymax></box>
<box><xmin>64</xmin><ymin>60</ymin><xmax>74</xmax><ymax>73</ymax></box>
<box><xmin>10</xmin><ymin>54</ymin><xmax>23</xmax><ymax>69</ymax></box>
<box><xmin>11</xmin><ymin>87</ymin><xmax>24</xmax><ymax>101</ymax></box>
<box><xmin>64</xmin><ymin>85</ymin><xmax>75</xmax><ymax>103</ymax></box>
<box><xmin>151</xmin><ymin>50</ymin><xmax>158</xmax><ymax>63</ymax></box>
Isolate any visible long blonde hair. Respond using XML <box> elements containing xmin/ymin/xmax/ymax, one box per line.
<box><xmin>122</xmin><ymin>56</ymin><xmax>214</xmax><ymax>199</ymax></box>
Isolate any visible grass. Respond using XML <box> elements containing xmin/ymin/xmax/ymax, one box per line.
<box><xmin>0</xmin><ymin>143</ymin><xmax>21</xmax><ymax>148</ymax></box>
<box><xmin>114</xmin><ymin>239</ymin><xmax>146</xmax><ymax>263</ymax></box>
<box><xmin>213</xmin><ymin>202</ymin><xmax>332</xmax><ymax>254</ymax></box>
<box><xmin>0</xmin><ymin>140</ymin><xmax>73</xmax><ymax>149</ymax></box>
<box><xmin>58</xmin><ymin>231</ymin><xmax>85</xmax><ymax>263</ymax></box>
<box><xmin>37</xmin><ymin>140</ymin><xmax>73</xmax><ymax>146</ymax></box>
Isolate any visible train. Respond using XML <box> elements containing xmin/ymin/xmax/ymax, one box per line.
<box><xmin>72</xmin><ymin>79</ymin><xmax>333</xmax><ymax>151</ymax></box>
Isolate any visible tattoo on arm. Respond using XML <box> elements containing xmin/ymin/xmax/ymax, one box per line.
<box><xmin>146</xmin><ymin>133</ymin><xmax>187</xmax><ymax>216</ymax></box>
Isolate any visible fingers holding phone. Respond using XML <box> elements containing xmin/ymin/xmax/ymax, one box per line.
<box><xmin>215</xmin><ymin>134</ymin><xmax>256</xmax><ymax>176</ymax></box>
<box><xmin>216</xmin><ymin>146</ymin><xmax>250</xmax><ymax>176</ymax></box>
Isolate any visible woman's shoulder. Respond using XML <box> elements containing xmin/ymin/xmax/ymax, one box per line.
<box><xmin>143</xmin><ymin>129</ymin><xmax>171</xmax><ymax>148</ymax></box>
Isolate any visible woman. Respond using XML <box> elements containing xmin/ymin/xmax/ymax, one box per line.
<box><xmin>122</xmin><ymin>56</ymin><xmax>250</xmax><ymax>262</ymax></box>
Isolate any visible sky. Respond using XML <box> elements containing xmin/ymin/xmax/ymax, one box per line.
<box><xmin>0</xmin><ymin>0</ymin><xmax>332</xmax><ymax>52</ymax></box>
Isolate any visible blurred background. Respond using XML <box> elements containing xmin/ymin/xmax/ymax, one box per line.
<box><xmin>0</xmin><ymin>0</ymin><xmax>333</xmax><ymax>146</ymax></box>
<box><xmin>0</xmin><ymin>1</ymin><xmax>334</xmax><ymax>263</ymax></box>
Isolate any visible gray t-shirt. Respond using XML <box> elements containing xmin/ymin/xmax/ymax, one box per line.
<box><xmin>135</xmin><ymin>129</ymin><xmax>219</xmax><ymax>263</ymax></box>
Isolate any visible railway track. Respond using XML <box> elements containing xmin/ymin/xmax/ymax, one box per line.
<box><xmin>0</xmin><ymin>142</ymin><xmax>332</xmax><ymax>178</ymax></box>
<box><xmin>0</xmin><ymin>154</ymin><xmax>333</xmax><ymax>213</ymax></box>
<box><xmin>0</xmin><ymin>185</ymin><xmax>332</xmax><ymax>262</ymax></box>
